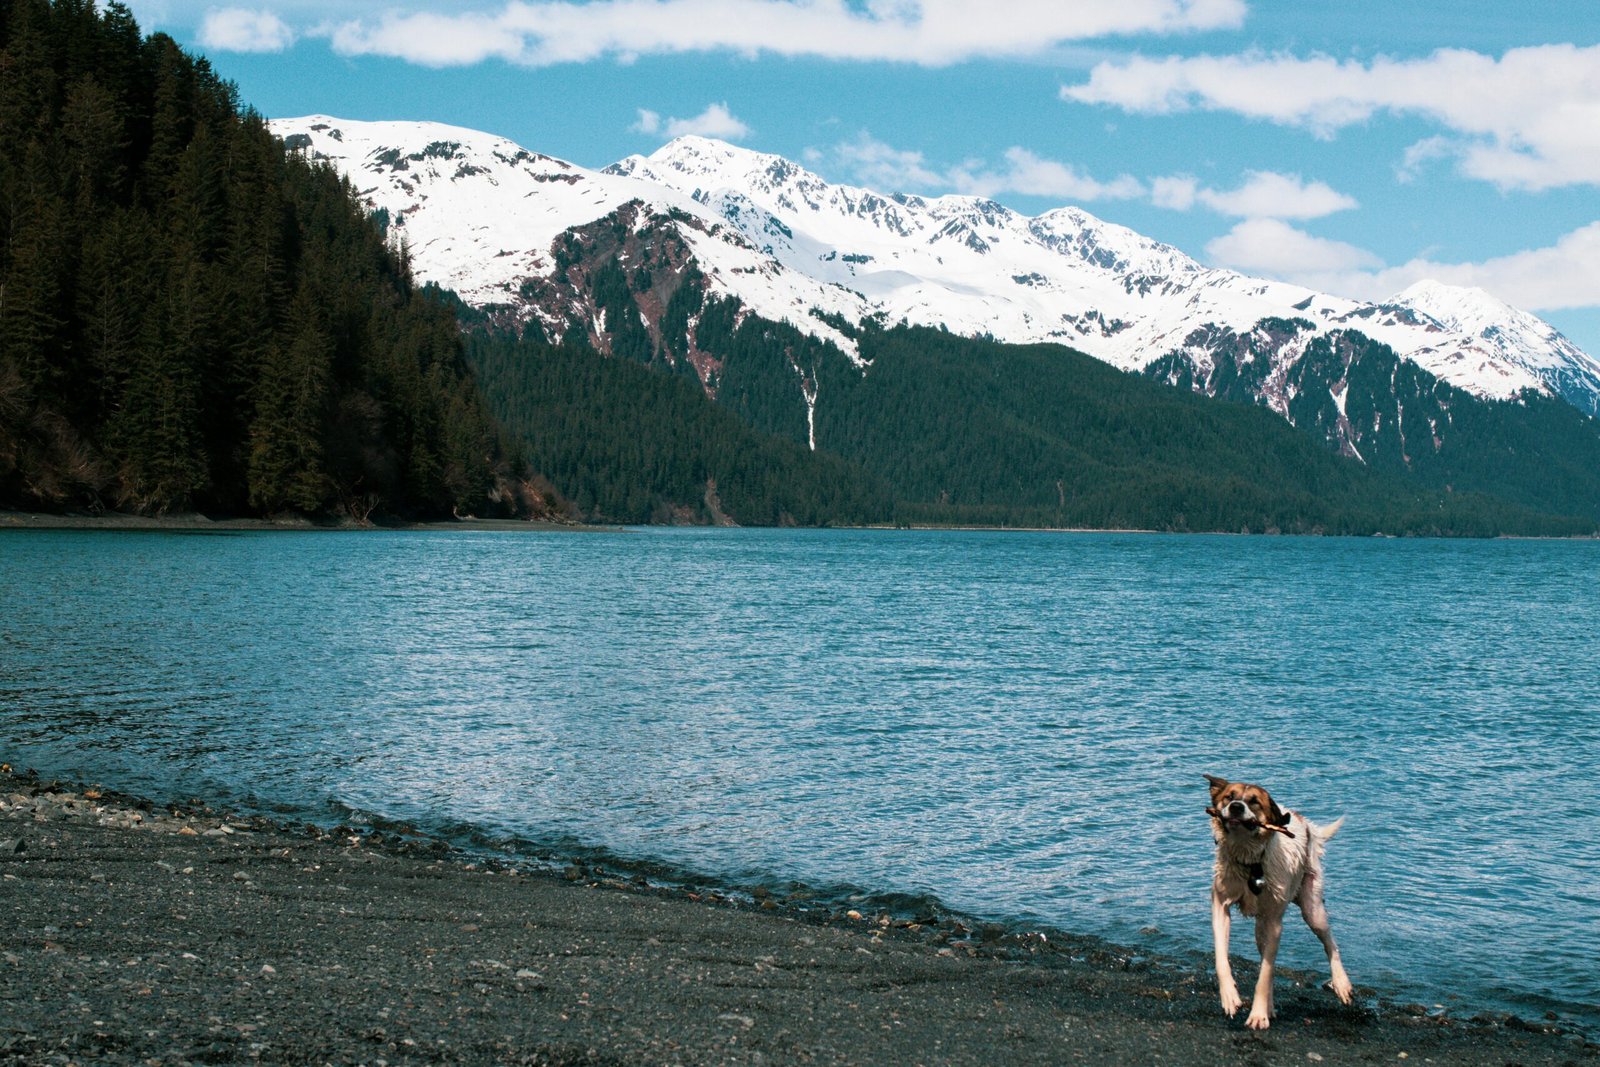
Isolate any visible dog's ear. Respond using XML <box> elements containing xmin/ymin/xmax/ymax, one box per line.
<box><xmin>1204</xmin><ymin>774</ymin><xmax>1230</xmax><ymax>794</ymax></box>
<box><xmin>1267</xmin><ymin>795</ymin><xmax>1291</xmax><ymax>827</ymax></box>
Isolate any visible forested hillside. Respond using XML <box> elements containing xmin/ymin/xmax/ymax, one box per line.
<box><xmin>465</xmin><ymin>322</ymin><xmax>891</xmax><ymax>526</ymax></box>
<box><xmin>1147</xmin><ymin>324</ymin><xmax>1600</xmax><ymax>524</ymax></box>
<box><xmin>466</xmin><ymin>313</ymin><xmax>1596</xmax><ymax>536</ymax></box>
<box><xmin>0</xmin><ymin>0</ymin><xmax>522</xmax><ymax>519</ymax></box>
<box><xmin>462</xmin><ymin>200</ymin><xmax>1600</xmax><ymax>535</ymax></box>
<box><xmin>819</xmin><ymin>327</ymin><xmax>1589</xmax><ymax>535</ymax></box>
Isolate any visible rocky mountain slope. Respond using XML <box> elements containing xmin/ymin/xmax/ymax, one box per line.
<box><xmin>272</xmin><ymin>116</ymin><xmax>1600</xmax><ymax>437</ymax></box>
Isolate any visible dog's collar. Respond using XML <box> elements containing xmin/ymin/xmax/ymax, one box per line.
<box><xmin>1234</xmin><ymin>812</ymin><xmax>1293</xmax><ymax>895</ymax></box>
<box><xmin>1240</xmin><ymin>860</ymin><xmax>1266</xmax><ymax>895</ymax></box>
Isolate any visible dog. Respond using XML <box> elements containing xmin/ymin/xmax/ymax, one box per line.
<box><xmin>1205</xmin><ymin>774</ymin><xmax>1353</xmax><ymax>1029</ymax></box>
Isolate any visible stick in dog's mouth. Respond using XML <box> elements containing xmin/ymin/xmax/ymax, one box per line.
<box><xmin>1206</xmin><ymin>806</ymin><xmax>1296</xmax><ymax>837</ymax></box>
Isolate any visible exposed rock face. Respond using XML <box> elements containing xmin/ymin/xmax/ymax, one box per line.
<box><xmin>271</xmin><ymin>115</ymin><xmax>1600</xmax><ymax>439</ymax></box>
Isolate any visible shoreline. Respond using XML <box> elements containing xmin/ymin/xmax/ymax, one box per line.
<box><xmin>5</xmin><ymin>509</ymin><xmax>1596</xmax><ymax>540</ymax></box>
<box><xmin>0</xmin><ymin>509</ymin><xmax>612</xmax><ymax>534</ymax></box>
<box><xmin>1</xmin><ymin>768</ymin><xmax>1590</xmax><ymax>1065</ymax></box>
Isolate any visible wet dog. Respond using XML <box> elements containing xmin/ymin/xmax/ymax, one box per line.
<box><xmin>1205</xmin><ymin>774</ymin><xmax>1353</xmax><ymax>1029</ymax></box>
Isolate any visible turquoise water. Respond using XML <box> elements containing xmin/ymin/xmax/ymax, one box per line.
<box><xmin>2</xmin><ymin>527</ymin><xmax>1597</xmax><ymax>1027</ymax></box>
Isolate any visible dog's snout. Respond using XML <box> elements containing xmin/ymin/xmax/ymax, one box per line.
<box><xmin>1227</xmin><ymin>800</ymin><xmax>1249</xmax><ymax>815</ymax></box>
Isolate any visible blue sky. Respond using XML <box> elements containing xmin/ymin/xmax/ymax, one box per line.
<box><xmin>127</xmin><ymin>0</ymin><xmax>1600</xmax><ymax>354</ymax></box>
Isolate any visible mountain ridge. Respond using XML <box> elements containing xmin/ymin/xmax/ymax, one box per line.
<box><xmin>271</xmin><ymin>115</ymin><xmax>1600</xmax><ymax>428</ymax></box>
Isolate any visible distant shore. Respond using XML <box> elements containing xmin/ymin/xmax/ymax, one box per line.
<box><xmin>0</xmin><ymin>509</ymin><xmax>1177</xmax><ymax>536</ymax></box>
<box><xmin>0</xmin><ymin>509</ymin><xmax>1156</xmax><ymax>535</ymax></box>
<box><xmin>7</xmin><ymin>509</ymin><xmax>1596</xmax><ymax>539</ymax></box>
<box><xmin>0</xmin><ymin>509</ymin><xmax>608</xmax><ymax>533</ymax></box>
<box><xmin>0</xmin><ymin>768</ymin><xmax>1589</xmax><ymax>1065</ymax></box>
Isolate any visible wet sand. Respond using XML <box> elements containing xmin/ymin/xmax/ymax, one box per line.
<box><xmin>0</xmin><ymin>770</ymin><xmax>1590</xmax><ymax>1065</ymax></box>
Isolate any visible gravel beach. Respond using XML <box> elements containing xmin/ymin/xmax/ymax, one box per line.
<box><xmin>0</xmin><ymin>769</ymin><xmax>1591</xmax><ymax>1066</ymax></box>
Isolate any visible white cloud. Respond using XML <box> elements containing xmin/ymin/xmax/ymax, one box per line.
<box><xmin>1147</xmin><ymin>171</ymin><xmax>1357</xmax><ymax>218</ymax></box>
<box><xmin>327</xmin><ymin>10</ymin><xmax>524</xmax><ymax>65</ymax></box>
<box><xmin>326</xmin><ymin>0</ymin><xmax>1246</xmax><ymax>68</ymax></box>
<box><xmin>1149</xmin><ymin>174</ymin><xmax>1198</xmax><ymax>210</ymax></box>
<box><xmin>633</xmin><ymin>103</ymin><xmax>751</xmax><ymax>140</ymax></box>
<box><xmin>1205</xmin><ymin>220</ymin><xmax>1600</xmax><ymax>314</ymax></box>
<box><xmin>823</xmin><ymin>138</ymin><xmax>1353</xmax><ymax>216</ymax></box>
<box><xmin>1195</xmin><ymin>171</ymin><xmax>1356</xmax><ymax>219</ymax></box>
<box><xmin>827</xmin><ymin>133</ymin><xmax>951</xmax><ymax>191</ymax></box>
<box><xmin>197</xmin><ymin>7</ymin><xmax>295</xmax><ymax>51</ymax></box>
<box><xmin>1205</xmin><ymin>218</ymin><xmax>1382</xmax><ymax>277</ymax></box>
<box><xmin>822</xmin><ymin>134</ymin><xmax>1145</xmax><ymax>203</ymax></box>
<box><xmin>951</xmin><ymin>147</ymin><xmax>1144</xmax><ymax>201</ymax></box>
<box><xmin>632</xmin><ymin>109</ymin><xmax>662</xmax><ymax>135</ymax></box>
<box><xmin>1396</xmin><ymin>136</ymin><xmax>1454</xmax><ymax>184</ymax></box>
<box><xmin>663</xmin><ymin>102</ymin><xmax>751</xmax><ymax>140</ymax></box>
<box><xmin>1347</xmin><ymin>223</ymin><xmax>1600</xmax><ymax>312</ymax></box>
<box><xmin>1063</xmin><ymin>44</ymin><xmax>1600</xmax><ymax>190</ymax></box>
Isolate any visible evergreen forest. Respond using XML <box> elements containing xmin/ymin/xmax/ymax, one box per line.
<box><xmin>466</xmin><ymin>324</ymin><xmax>890</xmax><ymax>526</ymax></box>
<box><xmin>468</xmin><ymin>315</ymin><xmax>1597</xmax><ymax>536</ymax></box>
<box><xmin>1147</xmin><ymin>324</ymin><xmax>1600</xmax><ymax>525</ymax></box>
<box><xmin>0</xmin><ymin>0</ymin><xmax>520</xmax><ymax>520</ymax></box>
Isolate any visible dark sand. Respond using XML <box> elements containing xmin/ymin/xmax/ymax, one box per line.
<box><xmin>0</xmin><ymin>772</ymin><xmax>1591</xmax><ymax>1065</ymax></box>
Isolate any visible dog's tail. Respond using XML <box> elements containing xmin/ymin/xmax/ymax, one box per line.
<box><xmin>1310</xmin><ymin>815</ymin><xmax>1345</xmax><ymax>843</ymax></box>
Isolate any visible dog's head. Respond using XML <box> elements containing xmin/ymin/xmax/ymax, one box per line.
<box><xmin>1204</xmin><ymin>774</ymin><xmax>1290</xmax><ymax>837</ymax></box>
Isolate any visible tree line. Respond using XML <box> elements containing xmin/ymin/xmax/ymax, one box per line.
<box><xmin>1148</xmin><ymin>323</ymin><xmax>1600</xmax><ymax>524</ymax></box>
<box><xmin>465</xmin><ymin>324</ymin><xmax>890</xmax><ymax>526</ymax></box>
<box><xmin>467</xmin><ymin>302</ymin><xmax>1595</xmax><ymax>535</ymax></box>
<box><xmin>816</xmin><ymin>325</ymin><xmax>1590</xmax><ymax>536</ymax></box>
<box><xmin>0</xmin><ymin>0</ymin><xmax>523</xmax><ymax>520</ymax></box>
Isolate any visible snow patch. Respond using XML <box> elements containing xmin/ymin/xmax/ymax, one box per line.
<box><xmin>270</xmin><ymin>115</ymin><xmax>1600</xmax><ymax>417</ymax></box>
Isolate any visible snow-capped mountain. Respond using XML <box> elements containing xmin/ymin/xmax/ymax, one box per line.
<box><xmin>272</xmin><ymin>116</ymin><xmax>1600</xmax><ymax>422</ymax></box>
<box><xmin>1392</xmin><ymin>279</ymin><xmax>1600</xmax><ymax>411</ymax></box>
<box><xmin>274</xmin><ymin>117</ymin><xmax>867</xmax><ymax>359</ymax></box>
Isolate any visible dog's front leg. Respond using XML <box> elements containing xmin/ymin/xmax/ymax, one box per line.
<box><xmin>1212</xmin><ymin>892</ymin><xmax>1242</xmax><ymax>1017</ymax></box>
<box><xmin>1246</xmin><ymin>908</ymin><xmax>1285</xmax><ymax>1030</ymax></box>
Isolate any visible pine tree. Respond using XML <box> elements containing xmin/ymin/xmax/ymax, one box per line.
<box><xmin>109</xmin><ymin>288</ymin><xmax>209</xmax><ymax>511</ymax></box>
<box><xmin>248</xmin><ymin>287</ymin><xmax>332</xmax><ymax>513</ymax></box>
<box><xmin>0</xmin><ymin>0</ymin><xmax>523</xmax><ymax>519</ymax></box>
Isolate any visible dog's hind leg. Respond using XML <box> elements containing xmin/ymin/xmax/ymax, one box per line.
<box><xmin>1299</xmin><ymin>885</ymin><xmax>1353</xmax><ymax>1004</ymax></box>
<box><xmin>1245</xmin><ymin>908</ymin><xmax>1284</xmax><ymax>1030</ymax></box>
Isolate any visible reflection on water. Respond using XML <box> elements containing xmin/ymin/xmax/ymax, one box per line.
<box><xmin>2</xmin><ymin>527</ymin><xmax>1598</xmax><ymax>1026</ymax></box>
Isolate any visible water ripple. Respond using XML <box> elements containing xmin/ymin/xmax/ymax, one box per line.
<box><xmin>1</xmin><ymin>527</ymin><xmax>1597</xmax><ymax>1026</ymax></box>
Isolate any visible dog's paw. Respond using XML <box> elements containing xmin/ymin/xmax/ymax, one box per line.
<box><xmin>1219</xmin><ymin>987</ymin><xmax>1243</xmax><ymax>1017</ymax></box>
<box><xmin>1245</xmin><ymin>1007</ymin><xmax>1272</xmax><ymax>1030</ymax></box>
<box><xmin>1327</xmin><ymin>973</ymin><xmax>1353</xmax><ymax>1005</ymax></box>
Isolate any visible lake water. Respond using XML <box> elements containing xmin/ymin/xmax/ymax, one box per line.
<box><xmin>2</xmin><ymin>527</ymin><xmax>1597</xmax><ymax>1028</ymax></box>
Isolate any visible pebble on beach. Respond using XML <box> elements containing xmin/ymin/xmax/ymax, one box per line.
<box><xmin>1</xmin><ymin>769</ymin><xmax>1594</xmax><ymax>1067</ymax></box>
